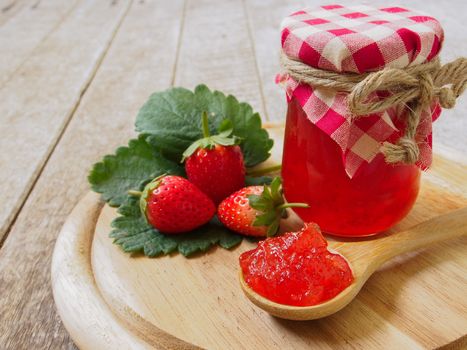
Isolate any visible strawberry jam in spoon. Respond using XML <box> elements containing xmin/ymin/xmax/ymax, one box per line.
<box><xmin>240</xmin><ymin>207</ymin><xmax>467</xmax><ymax>320</ymax></box>
<box><xmin>239</xmin><ymin>223</ymin><xmax>353</xmax><ymax>307</ymax></box>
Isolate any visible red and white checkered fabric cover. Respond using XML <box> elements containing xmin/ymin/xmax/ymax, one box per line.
<box><xmin>279</xmin><ymin>4</ymin><xmax>444</xmax><ymax>177</ymax></box>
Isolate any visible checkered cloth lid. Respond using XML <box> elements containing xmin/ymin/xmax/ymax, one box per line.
<box><xmin>279</xmin><ymin>4</ymin><xmax>444</xmax><ymax>177</ymax></box>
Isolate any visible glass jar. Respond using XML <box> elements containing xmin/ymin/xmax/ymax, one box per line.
<box><xmin>282</xmin><ymin>97</ymin><xmax>421</xmax><ymax>237</ymax></box>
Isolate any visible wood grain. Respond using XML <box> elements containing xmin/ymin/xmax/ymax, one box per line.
<box><xmin>0</xmin><ymin>0</ymin><xmax>185</xmax><ymax>348</ymax></box>
<box><xmin>0</xmin><ymin>0</ymin><xmax>79</xmax><ymax>87</ymax></box>
<box><xmin>1</xmin><ymin>0</ymin><xmax>466</xmax><ymax>348</ymax></box>
<box><xmin>51</xmin><ymin>192</ymin><xmax>153</xmax><ymax>350</ymax></box>
<box><xmin>52</xmin><ymin>126</ymin><xmax>467</xmax><ymax>349</ymax></box>
<box><xmin>0</xmin><ymin>0</ymin><xmax>132</xmax><ymax>243</ymax></box>
<box><xmin>244</xmin><ymin>0</ymin><xmax>306</xmax><ymax>121</ymax></box>
<box><xmin>0</xmin><ymin>0</ymin><xmax>27</xmax><ymax>27</ymax></box>
<box><xmin>175</xmin><ymin>0</ymin><xmax>266</xmax><ymax>119</ymax></box>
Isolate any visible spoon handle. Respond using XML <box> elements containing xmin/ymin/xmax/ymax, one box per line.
<box><xmin>373</xmin><ymin>206</ymin><xmax>467</xmax><ymax>263</ymax></box>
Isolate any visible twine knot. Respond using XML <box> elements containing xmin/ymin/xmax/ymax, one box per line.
<box><xmin>280</xmin><ymin>53</ymin><xmax>467</xmax><ymax>165</ymax></box>
<box><xmin>382</xmin><ymin>137</ymin><xmax>420</xmax><ymax>164</ymax></box>
<box><xmin>438</xmin><ymin>86</ymin><xmax>456</xmax><ymax>108</ymax></box>
<box><xmin>418</xmin><ymin>72</ymin><xmax>434</xmax><ymax>106</ymax></box>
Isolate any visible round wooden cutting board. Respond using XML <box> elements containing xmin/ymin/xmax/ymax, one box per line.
<box><xmin>52</xmin><ymin>126</ymin><xmax>467</xmax><ymax>349</ymax></box>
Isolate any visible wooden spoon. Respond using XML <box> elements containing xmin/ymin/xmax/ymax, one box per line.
<box><xmin>239</xmin><ymin>206</ymin><xmax>467</xmax><ymax>321</ymax></box>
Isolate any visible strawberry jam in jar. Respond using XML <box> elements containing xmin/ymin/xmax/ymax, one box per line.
<box><xmin>279</xmin><ymin>5</ymin><xmax>445</xmax><ymax>237</ymax></box>
<box><xmin>282</xmin><ymin>98</ymin><xmax>421</xmax><ymax>236</ymax></box>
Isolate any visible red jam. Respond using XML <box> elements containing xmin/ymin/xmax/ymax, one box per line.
<box><xmin>282</xmin><ymin>98</ymin><xmax>421</xmax><ymax>237</ymax></box>
<box><xmin>239</xmin><ymin>223</ymin><xmax>353</xmax><ymax>307</ymax></box>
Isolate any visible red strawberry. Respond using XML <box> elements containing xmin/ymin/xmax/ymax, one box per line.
<box><xmin>185</xmin><ymin>144</ymin><xmax>245</xmax><ymax>204</ymax></box>
<box><xmin>139</xmin><ymin>175</ymin><xmax>216</xmax><ymax>234</ymax></box>
<box><xmin>217</xmin><ymin>177</ymin><xmax>309</xmax><ymax>237</ymax></box>
<box><xmin>183</xmin><ymin>112</ymin><xmax>245</xmax><ymax>204</ymax></box>
<box><xmin>218</xmin><ymin>186</ymin><xmax>266</xmax><ymax>236</ymax></box>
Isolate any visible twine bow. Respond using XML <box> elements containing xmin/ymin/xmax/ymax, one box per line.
<box><xmin>280</xmin><ymin>53</ymin><xmax>467</xmax><ymax>164</ymax></box>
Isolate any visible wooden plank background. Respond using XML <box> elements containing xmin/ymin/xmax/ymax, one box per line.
<box><xmin>0</xmin><ymin>0</ymin><xmax>465</xmax><ymax>348</ymax></box>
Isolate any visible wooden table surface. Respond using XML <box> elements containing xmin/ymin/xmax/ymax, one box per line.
<box><xmin>0</xmin><ymin>0</ymin><xmax>465</xmax><ymax>349</ymax></box>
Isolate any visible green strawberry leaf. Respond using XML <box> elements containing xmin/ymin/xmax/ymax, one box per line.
<box><xmin>135</xmin><ymin>84</ymin><xmax>273</xmax><ymax>167</ymax></box>
<box><xmin>247</xmin><ymin>177</ymin><xmax>309</xmax><ymax>237</ymax></box>
<box><xmin>245</xmin><ymin>175</ymin><xmax>273</xmax><ymax>186</ymax></box>
<box><xmin>89</xmin><ymin>85</ymin><xmax>275</xmax><ymax>258</ymax></box>
<box><xmin>247</xmin><ymin>194</ymin><xmax>272</xmax><ymax>212</ymax></box>
<box><xmin>218</xmin><ymin>118</ymin><xmax>234</xmax><ymax>132</ymax></box>
<box><xmin>110</xmin><ymin>196</ymin><xmax>243</xmax><ymax>257</ymax></box>
<box><xmin>88</xmin><ymin>136</ymin><xmax>184</xmax><ymax>207</ymax></box>
<box><xmin>181</xmin><ymin>112</ymin><xmax>240</xmax><ymax>161</ymax></box>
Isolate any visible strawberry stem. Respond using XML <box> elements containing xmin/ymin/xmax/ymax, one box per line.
<box><xmin>277</xmin><ymin>203</ymin><xmax>309</xmax><ymax>210</ymax></box>
<box><xmin>247</xmin><ymin>164</ymin><xmax>282</xmax><ymax>177</ymax></box>
<box><xmin>128</xmin><ymin>190</ymin><xmax>143</xmax><ymax>197</ymax></box>
<box><xmin>202</xmin><ymin>111</ymin><xmax>210</xmax><ymax>138</ymax></box>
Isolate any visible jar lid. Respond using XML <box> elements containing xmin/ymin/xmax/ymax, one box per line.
<box><xmin>279</xmin><ymin>4</ymin><xmax>445</xmax><ymax>177</ymax></box>
<box><xmin>281</xmin><ymin>4</ymin><xmax>444</xmax><ymax>73</ymax></box>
